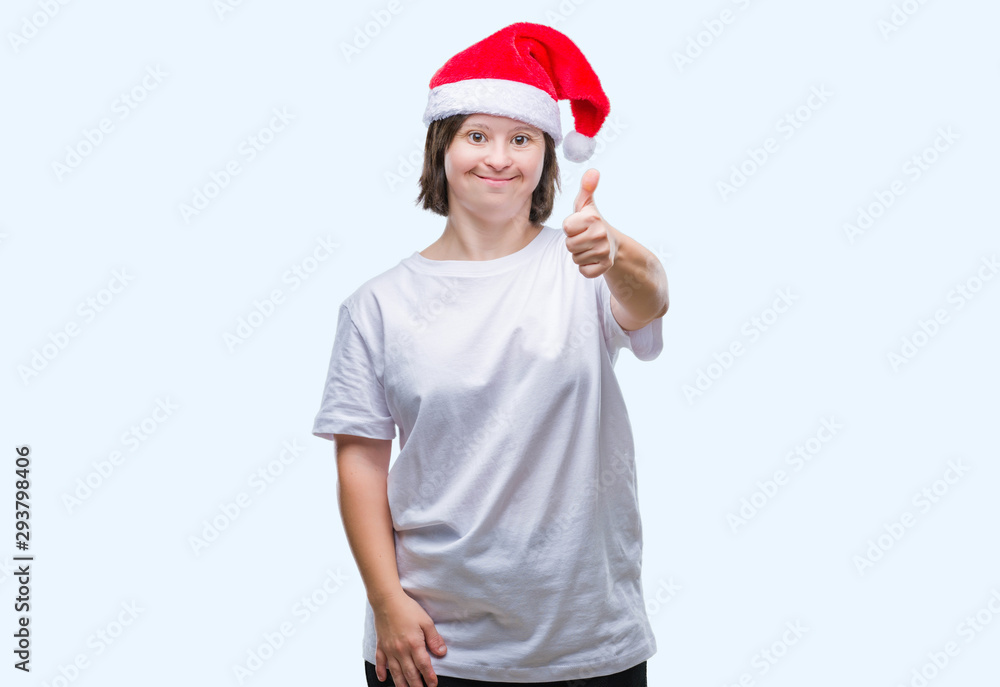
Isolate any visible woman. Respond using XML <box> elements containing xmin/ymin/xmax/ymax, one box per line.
<box><xmin>312</xmin><ymin>22</ymin><xmax>669</xmax><ymax>687</ymax></box>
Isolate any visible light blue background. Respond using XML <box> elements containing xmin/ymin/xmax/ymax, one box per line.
<box><xmin>2</xmin><ymin>0</ymin><xmax>998</xmax><ymax>685</ymax></box>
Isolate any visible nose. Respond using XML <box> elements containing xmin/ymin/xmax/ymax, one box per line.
<box><xmin>483</xmin><ymin>140</ymin><xmax>511</xmax><ymax>171</ymax></box>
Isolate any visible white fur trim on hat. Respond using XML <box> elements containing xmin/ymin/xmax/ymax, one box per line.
<box><xmin>422</xmin><ymin>78</ymin><xmax>563</xmax><ymax>145</ymax></box>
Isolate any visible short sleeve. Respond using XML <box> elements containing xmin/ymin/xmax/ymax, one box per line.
<box><xmin>596</xmin><ymin>276</ymin><xmax>664</xmax><ymax>364</ymax></box>
<box><xmin>312</xmin><ymin>304</ymin><xmax>397</xmax><ymax>441</ymax></box>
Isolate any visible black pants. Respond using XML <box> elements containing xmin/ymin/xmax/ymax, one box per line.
<box><xmin>364</xmin><ymin>659</ymin><xmax>646</xmax><ymax>687</ymax></box>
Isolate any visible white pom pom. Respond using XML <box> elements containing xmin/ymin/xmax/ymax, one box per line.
<box><xmin>562</xmin><ymin>130</ymin><xmax>596</xmax><ymax>163</ymax></box>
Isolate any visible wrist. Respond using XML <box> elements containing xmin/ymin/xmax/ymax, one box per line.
<box><xmin>368</xmin><ymin>585</ymin><xmax>405</xmax><ymax>609</ymax></box>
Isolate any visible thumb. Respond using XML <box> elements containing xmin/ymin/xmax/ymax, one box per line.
<box><xmin>425</xmin><ymin>624</ymin><xmax>447</xmax><ymax>655</ymax></box>
<box><xmin>573</xmin><ymin>168</ymin><xmax>600</xmax><ymax>213</ymax></box>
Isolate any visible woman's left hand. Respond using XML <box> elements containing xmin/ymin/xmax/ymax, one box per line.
<box><xmin>562</xmin><ymin>168</ymin><xmax>620</xmax><ymax>279</ymax></box>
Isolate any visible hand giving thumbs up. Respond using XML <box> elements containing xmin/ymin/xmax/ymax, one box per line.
<box><xmin>562</xmin><ymin>168</ymin><xmax>620</xmax><ymax>279</ymax></box>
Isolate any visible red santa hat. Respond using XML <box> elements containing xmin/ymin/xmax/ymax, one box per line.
<box><xmin>421</xmin><ymin>22</ymin><xmax>611</xmax><ymax>163</ymax></box>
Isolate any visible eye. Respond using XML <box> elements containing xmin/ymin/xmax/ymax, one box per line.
<box><xmin>513</xmin><ymin>135</ymin><xmax>529</xmax><ymax>145</ymax></box>
<box><xmin>469</xmin><ymin>131</ymin><xmax>485</xmax><ymax>143</ymax></box>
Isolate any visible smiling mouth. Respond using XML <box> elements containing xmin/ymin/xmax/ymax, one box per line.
<box><xmin>475</xmin><ymin>174</ymin><xmax>515</xmax><ymax>181</ymax></box>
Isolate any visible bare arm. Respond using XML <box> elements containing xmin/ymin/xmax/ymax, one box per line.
<box><xmin>334</xmin><ymin>433</ymin><xmax>447</xmax><ymax>687</ymax></box>
<box><xmin>334</xmin><ymin>433</ymin><xmax>403</xmax><ymax>606</ymax></box>
<box><xmin>606</xmin><ymin>227</ymin><xmax>670</xmax><ymax>331</ymax></box>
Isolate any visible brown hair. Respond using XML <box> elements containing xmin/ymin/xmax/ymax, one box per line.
<box><xmin>416</xmin><ymin>113</ymin><xmax>561</xmax><ymax>224</ymax></box>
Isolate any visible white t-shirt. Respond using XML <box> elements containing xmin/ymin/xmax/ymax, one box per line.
<box><xmin>312</xmin><ymin>224</ymin><xmax>663</xmax><ymax>682</ymax></box>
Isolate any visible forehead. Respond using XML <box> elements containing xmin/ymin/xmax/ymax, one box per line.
<box><xmin>461</xmin><ymin>114</ymin><xmax>541</xmax><ymax>134</ymax></box>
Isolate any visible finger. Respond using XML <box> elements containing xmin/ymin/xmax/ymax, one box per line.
<box><xmin>573</xmin><ymin>168</ymin><xmax>599</xmax><ymax>212</ymax></box>
<box><xmin>562</xmin><ymin>208</ymin><xmax>598</xmax><ymax>238</ymax></box>
<box><xmin>425</xmin><ymin>626</ymin><xmax>447</xmax><ymax>656</ymax></box>
<box><xmin>416</xmin><ymin>650</ymin><xmax>439</xmax><ymax>687</ymax></box>
<box><xmin>401</xmin><ymin>652</ymin><xmax>425</xmax><ymax>687</ymax></box>
<box><xmin>563</xmin><ymin>231</ymin><xmax>588</xmax><ymax>259</ymax></box>
<box><xmin>376</xmin><ymin>650</ymin><xmax>387</xmax><ymax>682</ymax></box>
<box><xmin>387</xmin><ymin>657</ymin><xmax>407</xmax><ymax>687</ymax></box>
<box><xmin>573</xmin><ymin>168</ymin><xmax>600</xmax><ymax>213</ymax></box>
<box><xmin>572</xmin><ymin>244</ymin><xmax>605</xmax><ymax>265</ymax></box>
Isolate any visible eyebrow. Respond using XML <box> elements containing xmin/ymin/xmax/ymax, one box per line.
<box><xmin>463</xmin><ymin>121</ymin><xmax>541</xmax><ymax>134</ymax></box>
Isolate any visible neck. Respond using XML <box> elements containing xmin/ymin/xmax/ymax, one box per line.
<box><xmin>430</xmin><ymin>213</ymin><xmax>541</xmax><ymax>261</ymax></box>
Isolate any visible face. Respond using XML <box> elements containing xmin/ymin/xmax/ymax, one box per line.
<box><xmin>443</xmin><ymin>113</ymin><xmax>545</xmax><ymax>222</ymax></box>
